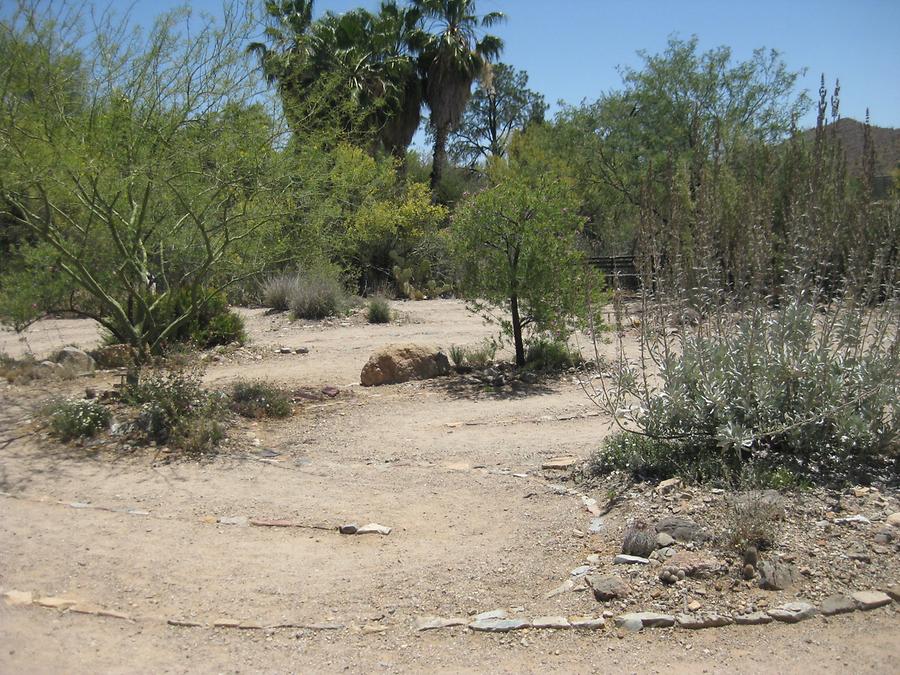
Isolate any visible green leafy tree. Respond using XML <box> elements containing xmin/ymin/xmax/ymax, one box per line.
<box><xmin>452</xmin><ymin>170</ymin><xmax>599</xmax><ymax>366</ymax></box>
<box><xmin>414</xmin><ymin>0</ymin><xmax>503</xmax><ymax>192</ymax></box>
<box><xmin>449</xmin><ymin>62</ymin><xmax>546</xmax><ymax>167</ymax></box>
<box><xmin>0</xmin><ymin>2</ymin><xmax>292</xmax><ymax>379</ymax></box>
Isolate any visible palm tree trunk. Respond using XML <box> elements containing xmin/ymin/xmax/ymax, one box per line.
<box><xmin>430</xmin><ymin>123</ymin><xmax>449</xmax><ymax>194</ymax></box>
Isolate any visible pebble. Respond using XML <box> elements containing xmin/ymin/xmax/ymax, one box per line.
<box><xmin>613</xmin><ymin>554</ymin><xmax>650</xmax><ymax>565</ymax></box>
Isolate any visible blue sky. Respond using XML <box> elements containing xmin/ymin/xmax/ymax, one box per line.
<box><xmin>128</xmin><ymin>0</ymin><xmax>900</xmax><ymax>133</ymax></box>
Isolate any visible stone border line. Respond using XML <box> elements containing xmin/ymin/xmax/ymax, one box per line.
<box><xmin>4</xmin><ymin>588</ymin><xmax>896</xmax><ymax>638</ymax></box>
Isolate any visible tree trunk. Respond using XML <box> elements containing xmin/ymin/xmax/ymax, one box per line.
<box><xmin>430</xmin><ymin>123</ymin><xmax>449</xmax><ymax>195</ymax></box>
<box><xmin>510</xmin><ymin>293</ymin><xmax>525</xmax><ymax>367</ymax></box>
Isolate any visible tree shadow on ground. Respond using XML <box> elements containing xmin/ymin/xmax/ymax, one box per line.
<box><xmin>426</xmin><ymin>373</ymin><xmax>560</xmax><ymax>401</ymax></box>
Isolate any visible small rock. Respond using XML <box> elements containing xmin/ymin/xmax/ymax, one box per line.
<box><xmin>570</xmin><ymin>565</ymin><xmax>594</xmax><ymax>577</ymax></box>
<box><xmin>531</xmin><ymin>616</ymin><xmax>571</xmax><ymax>629</ymax></box>
<box><xmin>356</xmin><ymin>523</ymin><xmax>392</xmax><ymax>536</ymax></box>
<box><xmin>279</xmin><ymin>347</ymin><xmax>293</xmax><ymax>354</ymax></box>
<box><xmin>676</xmin><ymin>613</ymin><xmax>733</xmax><ymax>629</ymax></box>
<box><xmin>874</xmin><ymin>531</ymin><xmax>893</xmax><ymax>544</ymax></box>
<box><xmin>734</xmin><ymin>612</ymin><xmax>772</xmax><ymax>625</ymax></box>
<box><xmin>615</xmin><ymin>612</ymin><xmax>675</xmax><ymax>629</ymax></box>
<box><xmin>885</xmin><ymin>512</ymin><xmax>900</xmax><ymax>528</ymax></box>
<box><xmin>687</xmin><ymin>600</ymin><xmax>702</xmax><ymax>612</ymax></box>
<box><xmin>820</xmin><ymin>595</ymin><xmax>856</xmax><ymax>616</ymax></box>
<box><xmin>656</xmin><ymin>532</ymin><xmax>675</xmax><ymax>548</ymax></box>
<box><xmin>588</xmin><ymin>518</ymin><xmax>605</xmax><ymax>534</ymax></box>
<box><xmin>834</xmin><ymin>515</ymin><xmax>871</xmax><ymax>526</ymax></box>
<box><xmin>339</xmin><ymin>523</ymin><xmax>359</xmax><ymax>535</ymax></box>
<box><xmin>587</xmin><ymin>575</ymin><xmax>630</xmax><ymax>602</ymax></box>
<box><xmin>321</xmin><ymin>386</ymin><xmax>340</xmax><ymax>398</ymax></box>
<box><xmin>758</xmin><ymin>561</ymin><xmax>800</xmax><ymax>591</ymax></box>
<box><xmin>852</xmin><ymin>591</ymin><xmax>892</xmax><ymax>610</ymax></box>
<box><xmin>881</xmin><ymin>584</ymin><xmax>900</xmax><ymax>602</ymax></box>
<box><xmin>614</xmin><ymin>554</ymin><xmax>650</xmax><ymax>565</ymax></box>
<box><xmin>616</xmin><ymin>616</ymin><xmax>643</xmax><ymax>633</ymax></box>
<box><xmin>768</xmin><ymin>602</ymin><xmax>818</xmax><ymax>623</ymax></box>
<box><xmin>167</xmin><ymin>618</ymin><xmax>203</xmax><ymax>628</ymax></box>
<box><xmin>468</xmin><ymin>618</ymin><xmax>530</xmax><ymax>633</ymax></box>
<box><xmin>415</xmin><ymin>616</ymin><xmax>466</xmax><ymax>631</ymax></box>
<box><xmin>55</xmin><ymin>346</ymin><xmax>95</xmax><ymax>372</ymax></box>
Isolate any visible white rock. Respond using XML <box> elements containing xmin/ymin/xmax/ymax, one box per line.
<box><xmin>356</xmin><ymin>523</ymin><xmax>392</xmax><ymax>535</ymax></box>
<box><xmin>613</xmin><ymin>554</ymin><xmax>650</xmax><ymax>565</ymax></box>
<box><xmin>531</xmin><ymin>616</ymin><xmax>571</xmax><ymax>629</ymax></box>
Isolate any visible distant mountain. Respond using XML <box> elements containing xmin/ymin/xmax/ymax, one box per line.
<box><xmin>803</xmin><ymin>117</ymin><xmax>900</xmax><ymax>179</ymax></box>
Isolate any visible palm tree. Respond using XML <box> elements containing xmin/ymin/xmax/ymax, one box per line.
<box><xmin>414</xmin><ymin>0</ymin><xmax>504</xmax><ymax>192</ymax></box>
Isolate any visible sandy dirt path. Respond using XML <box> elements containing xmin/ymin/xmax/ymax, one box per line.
<box><xmin>1</xmin><ymin>300</ymin><xmax>897</xmax><ymax>673</ymax></box>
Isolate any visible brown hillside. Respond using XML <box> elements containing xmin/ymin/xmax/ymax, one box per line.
<box><xmin>803</xmin><ymin>117</ymin><xmax>900</xmax><ymax>178</ymax></box>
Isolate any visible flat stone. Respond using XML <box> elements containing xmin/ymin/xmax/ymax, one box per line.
<box><xmin>468</xmin><ymin>618</ymin><xmax>530</xmax><ymax>633</ymax></box>
<box><xmin>531</xmin><ymin>616</ymin><xmax>571</xmax><ymax>629</ymax></box>
<box><xmin>820</xmin><ymin>595</ymin><xmax>856</xmax><ymax>616</ymax></box>
<box><xmin>356</xmin><ymin>523</ymin><xmax>392</xmax><ymax>535</ymax></box>
<box><xmin>569</xmin><ymin>616</ymin><xmax>605</xmax><ymax>629</ymax></box>
<box><xmin>768</xmin><ymin>602</ymin><xmax>818</xmax><ymax>623</ymax></box>
<box><xmin>613</xmin><ymin>554</ymin><xmax>650</xmax><ymax>565</ymax></box>
<box><xmin>415</xmin><ymin>616</ymin><xmax>467</xmax><ymax>631</ymax></box>
<box><xmin>70</xmin><ymin>604</ymin><xmax>130</xmax><ymax>621</ymax></box>
<box><xmin>542</xmin><ymin>456</ymin><xmax>579</xmax><ymax>470</ymax></box>
<box><xmin>545</xmin><ymin>579</ymin><xmax>578</xmax><ymax>598</ymax></box>
<box><xmin>852</xmin><ymin>591</ymin><xmax>892</xmax><ymax>610</ymax></box>
<box><xmin>615</xmin><ymin>612</ymin><xmax>675</xmax><ymax>628</ymax></box>
<box><xmin>758</xmin><ymin>561</ymin><xmax>800</xmax><ymax>591</ymax></box>
<box><xmin>881</xmin><ymin>584</ymin><xmax>900</xmax><ymax>602</ymax></box>
<box><xmin>167</xmin><ymin>618</ymin><xmax>203</xmax><ymax>627</ymax></box>
<box><xmin>676</xmin><ymin>613</ymin><xmax>733</xmax><ymax>629</ymax></box>
<box><xmin>35</xmin><ymin>595</ymin><xmax>80</xmax><ymax>609</ymax></box>
<box><xmin>217</xmin><ymin>516</ymin><xmax>248</xmax><ymax>526</ymax></box>
<box><xmin>473</xmin><ymin>609</ymin><xmax>508</xmax><ymax>621</ymax></box>
<box><xmin>616</xmin><ymin>616</ymin><xmax>643</xmax><ymax>633</ymax></box>
<box><xmin>360</xmin><ymin>624</ymin><xmax>387</xmax><ymax>634</ymax></box>
<box><xmin>3</xmin><ymin>590</ymin><xmax>33</xmax><ymax>606</ymax></box>
<box><xmin>734</xmin><ymin>612</ymin><xmax>773</xmax><ymax>625</ymax></box>
<box><xmin>339</xmin><ymin>523</ymin><xmax>359</xmax><ymax>534</ymax></box>
<box><xmin>668</xmin><ymin>551</ymin><xmax>721</xmax><ymax>578</ymax></box>
<box><xmin>587</xmin><ymin>575</ymin><xmax>630</xmax><ymax>601</ymax></box>
<box><xmin>570</xmin><ymin>565</ymin><xmax>594</xmax><ymax>577</ymax></box>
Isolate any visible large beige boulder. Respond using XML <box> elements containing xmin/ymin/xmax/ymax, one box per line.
<box><xmin>360</xmin><ymin>344</ymin><xmax>450</xmax><ymax>386</ymax></box>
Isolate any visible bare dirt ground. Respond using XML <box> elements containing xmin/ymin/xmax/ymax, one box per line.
<box><xmin>1</xmin><ymin>299</ymin><xmax>898</xmax><ymax>674</ymax></box>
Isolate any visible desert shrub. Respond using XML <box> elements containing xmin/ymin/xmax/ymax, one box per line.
<box><xmin>366</xmin><ymin>297</ymin><xmax>391</xmax><ymax>324</ymax></box>
<box><xmin>465</xmin><ymin>339</ymin><xmax>497</xmax><ymax>368</ymax></box>
<box><xmin>1</xmin><ymin>353</ymin><xmax>37</xmax><ymax>384</ymax></box>
<box><xmin>448</xmin><ymin>344</ymin><xmax>466</xmax><ymax>369</ymax></box>
<box><xmin>169</xmin><ymin>416</ymin><xmax>225</xmax><ymax>456</ymax></box>
<box><xmin>721</xmin><ymin>491</ymin><xmax>782</xmax><ymax>554</ymax></box>
<box><xmin>153</xmin><ymin>287</ymin><xmax>245</xmax><ymax>349</ymax></box>
<box><xmin>525</xmin><ymin>337</ymin><xmax>581</xmax><ymax>371</ymax></box>
<box><xmin>124</xmin><ymin>369</ymin><xmax>207</xmax><ymax>444</ymax></box>
<box><xmin>590</xmin><ymin>288</ymin><xmax>899</xmax><ymax>485</ymax></box>
<box><xmin>287</xmin><ymin>265</ymin><xmax>348</xmax><ymax>320</ymax></box>
<box><xmin>44</xmin><ymin>398</ymin><xmax>111</xmax><ymax>441</ymax></box>
<box><xmin>230</xmin><ymin>380</ymin><xmax>292</xmax><ymax>419</ymax></box>
<box><xmin>260</xmin><ymin>274</ymin><xmax>298</xmax><ymax>311</ymax></box>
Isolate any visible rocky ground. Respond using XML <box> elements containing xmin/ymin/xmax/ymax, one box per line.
<box><xmin>1</xmin><ymin>299</ymin><xmax>898</xmax><ymax>674</ymax></box>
